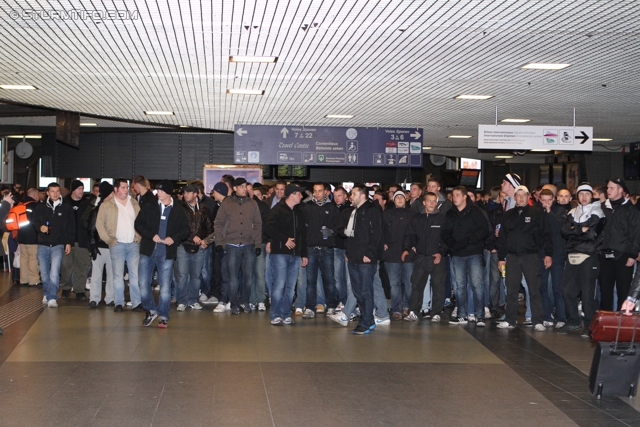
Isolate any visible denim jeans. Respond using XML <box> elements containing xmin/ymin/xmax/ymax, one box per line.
<box><xmin>109</xmin><ymin>242</ymin><xmax>141</xmax><ymax>307</ymax></box>
<box><xmin>139</xmin><ymin>252</ymin><xmax>174</xmax><ymax>320</ymax></box>
<box><xmin>270</xmin><ymin>254</ymin><xmax>301</xmax><ymax>320</ymax></box>
<box><xmin>265</xmin><ymin>253</ymin><xmax>273</xmax><ymax>296</ymax></box>
<box><xmin>334</xmin><ymin>248</ymin><xmax>348</xmax><ymax>303</ymax></box>
<box><xmin>251</xmin><ymin>243</ymin><xmax>267</xmax><ymax>304</ymax></box>
<box><xmin>485</xmin><ymin>251</ymin><xmax>503</xmax><ymax>309</ymax></box>
<box><xmin>451</xmin><ymin>254</ymin><xmax>484</xmax><ymax>318</ymax></box>
<box><xmin>540</xmin><ymin>256</ymin><xmax>566</xmax><ymax>322</ymax></box>
<box><xmin>176</xmin><ymin>246</ymin><xmax>205</xmax><ymax>306</ymax></box>
<box><xmin>386</xmin><ymin>262</ymin><xmax>414</xmax><ymax>314</ymax></box>
<box><xmin>348</xmin><ymin>262</ymin><xmax>376</xmax><ymax>329</ymax></box>
<box><xmin>199</xmin><ymin>245</ymin><xmax>213</xmax><ymax>297</ymax></box>
<box><xmin>373</xmin><ymin>262</ymin><xmax>390</xmax><ymax>319</ymax></box>
<box><xmin>294</xmin><ymin>265</ymin><xmax>307</xmax><ymax>310</ymax></box>
<box><xmin>225</xmin><ymin>244</ymin><xmax>255</xmax><ymax>310</ymax></box>
<box><xmin>38</xmin><ymin>245</ymin><xmax>65</xmax><ymax>301</ymax></box>
<box><xmin>305</xmin><ymin>247</ymin><xmax>337</xmax><ymax>311</ymax></box>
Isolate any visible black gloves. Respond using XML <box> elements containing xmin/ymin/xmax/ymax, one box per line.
<box><xmin>215</xmin><ymin>245</ymin><xmax>225</xmax><ymax>253</ymax></box>
<box><xmin>255</xmin><ymin>248</ymin><xmax>262</xmax><ymax>257</ymax></box>
<box><xmin>90</xmin><ymin>247</ymin><xmax>101</xmax><ymax>261</ymax></box>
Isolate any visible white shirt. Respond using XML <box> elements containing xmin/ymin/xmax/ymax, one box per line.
<box><xmin>115</xmin><ymin>196</ymin><xmax>136</xmax><ymax>243</ymax></box>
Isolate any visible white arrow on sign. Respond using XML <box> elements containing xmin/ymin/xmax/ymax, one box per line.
<box><xmin>236</xmin><ymin>128</ymin><xmax>247</xmax><ymax>136</ymax></box>
<box><xmin>280</xmin><ymin>127</ymin><xmax>289</xmax><ymax>138</ymax></box>
<box><xmin>410</xmin><ymin>131</ymin><xmax>421</xmax><ymax>140</ymax></box>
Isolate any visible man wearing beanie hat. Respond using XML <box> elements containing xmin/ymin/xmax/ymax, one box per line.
<box><xmin>598</xmin><ymin>178</ymin><xmax>640</xmax><ymax>313</ymax></box>
<box><xmin>86</xmin><ymin>182</ymin><xmax>116</xmax><ymax>308</ymax></box>
<box><xmin>136</xmin><ymin>180</ymin><xmax>189</xmax><ymax>328</ymax></box>
<box><xmin>214</xmin><ymin>176</ymin><xmax>262</xmax><ymax>315</ymax></box>
<box><xmin>501</xmin><ymin>173</ymin><xmax>522</xmax><ymax>211</ymax></box>
<box><xmin>60</xmin><ymin>179</ymin><xmax>92</xmax><ymax>300</ymax></box>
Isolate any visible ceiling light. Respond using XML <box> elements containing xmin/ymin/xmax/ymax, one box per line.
<box><xmin>325</xmin><ymin>114</ymin><xmax>354</xmax><ymax>119</ymax></box>
<box><xmin>447</xmin><ymin>135</ymin><xmax>472</xmax><ymax>139</ymax></box>
<box><xmin>0</xmin><ymin>84</ymin><xmax>37</xmax><ymax>90</ymax></box>
<box><xmin>500</xmin><ymin>118</ymin><xmax>531</xmax><ymax>123</ymax></box>
<box><xmin>593</xmin><ymin>138</ymin><xmax>613</xmax><ymax>141</ymax></box>
<box><xmin>226</xmin><ymin>89</ymin><xmax>264</xmax><ymax>95</ymax></box>
<box><xmin>422</xmin><ymin>146</ymin><xmax>432</xmax><ymax>150</ymax></box>
<box><xmin>521</xmin><ymin>63</ymin><xmax>571</xmax><ymax>70</ymax></box>
<box><xmin>144</xmin><ymin>111</ymin><xmax>174</xmax><ymax>115</ymax></box>
<box><xmin>80</xmin><ymin>122</ymin><xmax>97</xmax><ymax>126</ymax></box>
<box><xmin>229</xmin><ymin>56</ymin><xmax>278</xmax><ymax>63</ymax></box>
<box><xmin>495</xmin><ymin>155</ymin><xmax>513</xmax><ymax>159</ymax></box>
<box><xmin>179</xmin><ymin>125</ymin><xmax>190</xmax><ymax>128</ymax></box>
<box><xmin>530</xmin><ymin>149</ymin><xmax>551</xmax><ymax>152</ymax></box>
<box><xmin>7</xmin><ymin>135</ymin><xmax>41</xmax><ymax>139</ymax></box>
<box><xmin>455</xmin><ymin>94</ymin><xmax>494</xmax><ymax>100</ymax></box>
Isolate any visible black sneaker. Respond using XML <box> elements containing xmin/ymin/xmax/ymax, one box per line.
<box><xmin>230</xmin><ymin>307</ymin><xmax>240</xmax><ymax>315</ymax></box>
<box><xmin>421</xmin><ymin>309</ymin><xmax>431</xmax><ymax>319</ymax></box>
<box><xmin>351</xmin><ymin>325</ymin><xmax>370</xmax><ymax>335</ymax></box>
<box><xmin>76</xmin><ymin>292</ymin><xmax>87</xmax><ymax>300</ymax></box>
<box><xmin>240</xmin><ymin>303</ymin><xmax>252</xmax><ymax>313</ymax></box>
<box><xmin>114</xmin><ymin>304</ymin><xmax>123</xmax><ymax>312</ymax></box>
<box><xmin>132</xmin><ymin>304</ymin><xmax>144</xmax><ymax>312</ymax></box>
<box><xmin>449</xmin><ymin>317</ymin><xmax>468</xmax><ymax>325</ymax></box>
<box><xmin>581</xmin><ymin>327</ymin><xmax>591</xmax><ymax>338</ymax></box>
<box><xmin>142</xmin><ymin>311</ymin><xmax>158</xmax><ymax>327</ymax></box>
<box><xmin>556</xmin><ymin>324</ymin><xmax>582</xmax><ymax>334</ymax></box>
<box><xmin>89</xmin><ymin>301</ymin><xmax>97</xmax><ymax>309</ymax></box>
<box><xmin>61</xmin><ymin>289</ymin><xmax>71</xmax><ymax>299</ymax></box>
<box><xmin>107</xmin><ymin>301</ymin><xmax>115</xmax><ymax>307</ymax></box>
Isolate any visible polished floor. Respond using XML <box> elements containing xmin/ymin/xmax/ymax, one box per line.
<box><xmin>1</xmin><ymin>274</ymin><xmax>639</xmax><ymax>426</ymax></box>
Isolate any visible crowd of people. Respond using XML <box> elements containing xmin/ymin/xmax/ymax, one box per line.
<box><xmin>2</xmin><ymin>171</ymin><xmax>640</xmax><ymax>336</ymax></box>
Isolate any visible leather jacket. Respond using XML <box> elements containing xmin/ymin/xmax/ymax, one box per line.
<box><xmin>182</xmin><ymin>200</ymin><xmax>214</xmax><ymax>253</ymax></box>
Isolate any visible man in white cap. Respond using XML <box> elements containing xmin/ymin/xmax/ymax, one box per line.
<box><xmin>558</xmin><ymin>183</ymin><xmax>604</xmax><ymax>336</ymax></box>
<box><xmin>497</xmin><ymin>185</ymin><xmax>552</xmax><ymax>331</ymax></box>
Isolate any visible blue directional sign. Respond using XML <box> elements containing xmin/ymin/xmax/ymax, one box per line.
<box><xmin>233</xmin><ymin>125</ymin><xmax>423</xmax><ymax>167</ymax></box>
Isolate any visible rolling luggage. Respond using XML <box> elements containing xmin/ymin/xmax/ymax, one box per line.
<box><xmin>589</xmin><ymin>312</ymin><xmax>640</xmax><ymax>398</ymax></box>
<box><xmin>591</xmin><ymin>310</ymin><xmax>640</xmax><ymax>342</ymax></box>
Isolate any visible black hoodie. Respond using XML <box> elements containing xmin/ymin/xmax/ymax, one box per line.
<box><xmin>441</xmin><ymin>196</ymin><xmax>491</xmax><ymax>257</ymax></box>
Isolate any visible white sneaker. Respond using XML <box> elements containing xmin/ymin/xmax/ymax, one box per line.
<box><xmin>199</xmin><ymin>294</ymin><xmax>208</xmax><ymax>303</ymax></box>
<box><xmin>213</xmin><ymin>303</ymin><xmax>227</xmax><ymax>313</ymax></box>
<box><xmin>329</xmin><ymin>313</ymin><xmax>349</xmax><ymax>327</ymax></box>
<box><xmin>451</xmin><ymin>307</ymin><xmax>458</xmax><ymax>318</ymax></box>
<box><xmin>126</xmin><ymin>301</ymin><xmax>132</xmax><ymax>307</ymax></box>
<box><xmin>336</xmin><ymin>302</ymin><xmax>344</xmax><ymax>312</ymax></box>
<box><xmin>543</xmin><ymin>321</ymin><xmax>554</xmax><ymax>327</ymax></box>
<box><xmin>189</xmin><ymin>303</ymin><xmax>203</xmax><ymax>310</ymax></box>
<box><xmin>431</xmin><ymin>314</ymin><xmax>441</xmax><ymax>322</ymax></box>
<box><xmin>497</xmin><ymin>321</ymin><xmax>515</xmax><ymax>329</ymax></box>
<box><xmin>375</xmin><ymin>316</ymin><xmax>390</xmax><ymax>326</ymax></box>
<box><xmin>258</xmin><ymin>302</ymin><xmax>266</xmax><ymax>311</ymax></box>
<box><xmin>534</xmin><ymin>323</ymin><xmax>546</xmax><ymax>332</ymax></box>
<box><xmin>42</xmin><ymin>296</ymin><xmax>47</xmax><ymax>304</ymax></box>
<box><xmin>177</xmin><ymin>304</ymin><xmax>186</xmax><ymax>312</ymax></box>
<box><xmin>294</xmin><ymin>307</ymin><xmax>303</xmax><ymax>316</ymax></box>
<box><xmin>468</xmin><ymin>314</ymin><xmax>477</xmax><ymax>322</ymax></box>
<box><xmin>326</xmin><ymin>308</ymin><xmax>335</xmax><ymax>315</ymax></box>
<box><xmin>47</xmin><ymin>299</ymin><xmax>58</xmax><ymax>308</ymax></box>
<box><xmin>484</xmin><ymin>307</ymin><xmax>492</xmax><ymax>319</ymax></box>
<box><xmin>518</xmin><ymin>293</ymin><xmax>524</xmax><ymax>301</ymax></box>
<box><xmin>225</xmin><ymin>302</ymin><xmax>230</xmax><ymax>310</ymax></box>
<box><xmin>203</xmin><ymin>296</ymin><xmax>219</xmax><ymax>305</ymax></box>
<box><xmin>404</xmin><ymin>311</ymin><xmax>418</xmax><ymax>322</ymax></box>
<box><xmin>555</xmin><ymin>322</ymin><xmax>566</xmax><ymax>329</ymax></box>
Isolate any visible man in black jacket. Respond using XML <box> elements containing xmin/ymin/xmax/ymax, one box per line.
<box><xmin>339</xmin><ymin>184</ymin><xmax>383</xmax><ymax>334</ymax></box>
<box><xmin>382</xmin><ymin>190</ymin><xmax>415</xmax><ymax>319</ymax></box>
<box><xmin>402</xmin><ymin>192</ymin><xmax>448</xmax><ymax>322</ymax></box>
<box><xmin>132</xmin><ymin>175</ymin><xmax>157</xmax><ymax>210</ymax></box>
<box><xmin>135</xmin><ymin>180</ymin><xmax>190</xmax><ymax>328</ymax></box>
<box><xmin>17</xmin><ymin>188</ymin><xmax>40</xmax><ymax>287</ymax></box>
<box><xmin>332</xmin><ymin>187</ymin><xmax>351</xmax><ymax>308</ymax></box>
<box><xmin>497</xmin><ymin>185</ymin><xmax>552</xmax><ymax>331</ymax></box>
<box><xmin>193</xmin><ymin>180</ymin><xmax>218</xmax><ymax>305</ymax></box>
<box><xmin>32</xmin><ymin>182</ymin><xmax>75</xmax><ymax>308</ymax></box>
<box><xmin>59</xmin><ymin>180</ymin><xmax>92</xmax><ymax>300</ymax></box>
<box><xmin>175</xmin><ymin>184</ymin><xmax>213</xmax><ymax>312</ymax></box>
<box><xmin>264</xmin><ymin>184</ymin><xmax>308</xmax><ymax>325</ymax></box>
<box><xmin>299</xmin><ymin>183</ymin><xmax>339</xmax><ymax>318</ymax></box>
<box><xmin>442</xmin><ymin>186</ymin><xmax>491</xmax><ymax>325</ymax></box>
<box><xmin>598</xmin><ymin>178</ymin><xmax>640</xmax><ymax>311</ymax></box>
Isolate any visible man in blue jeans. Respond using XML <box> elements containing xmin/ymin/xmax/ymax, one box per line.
<box><xmin>135</xmin><ymin>180</ymin><xmax>189</xmax><ymax>328</ymax></box>
<box><xmin>441</xmin><ymin>185</ymin><xmax>491</xmax><ymax>325</ymax></box>
<box><xmin>264</xmin><ymin>184</ymin><xmax>308</xmax><ymax>325</ymax></box>
<box><xmin>32</xmin><ymin>182</ymin><xmax>75</xmax><ymax>308</ymax></box>
<box><xmin>338</xmin><ymin>184</ymin><xmax>383</xmax><ymax>335</ymax></box>
<box><xmin>214</xmin><ymin>177</ymin><xmax>263</xmax><ymax>315</ymax></box>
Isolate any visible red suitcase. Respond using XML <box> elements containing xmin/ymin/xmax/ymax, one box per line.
<box><xmin>591</xmin><ymin>311</ymin><xmax>639</xmax><ymax>342</ymax></box>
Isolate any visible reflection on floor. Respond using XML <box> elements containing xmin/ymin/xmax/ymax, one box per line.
<box><xmin>0</xmin><ymin>276</ymin><xmax>638</xmax><ymax>426</ymax></box>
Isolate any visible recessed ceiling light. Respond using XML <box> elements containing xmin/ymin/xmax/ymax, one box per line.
<box><xmin>447</xmin><ymin>135</ymin><xmax>473</xmax><ymax>139</ymax></box>
<box><xmin>530</xmin><ymin>149</ymin><xmax>551</xmax><ymax>152</ymax></box>
<box><xmin>179</xmin><ymin>125</ymin><xmax>190</xmax><ymax>128</ymax></box>
<box><xmin>495</xmin><ymin>155</ymin><xmax>513</xmax><ymax>159</ymax></box>
<box><xmin>593</xmin><ymin>138</ymin><xmax>613</xmax><ymax>141</ymax></box>
<box><xmin>229</xmin><ymin>56</ymin><xmax>278</xmax><ymax>63</ymax></box>
<box><xmin>521</xmin><ymin>63</ymin><xmax>571</xmax><ymax>70</ymax></box>
<box><xmin>80</xmin><ymin>122</ymin><xmax>97</xmax><ymax>127</ymax></box>
<box><xmin>7</xmin><ymin>135</ymin><xmax>41</xmax><ymax>139</ymax></box>
<box><xmin>455</xmin><ymin>94</ymin><xmax>494</xmax><ymax>100</ymax></box>
<box><xmin>422</xmin><ymin>146</ymin><xmax>432</xmax><ymax>150</ymax></box>
<box><xmin>226</xmin><ymin>89</ymin><xmax>264</xmax><ymax>95</ymax></box>
<box><xmin>0</xmin><ymin>84</ymin><xmax>37</xmax><ymax>90</ymax></box>
<box><xmin>325</xmin><ymin>114</ymin><xmax>354</xmax><ymax>119</ymax></box>
<box><xmin>500</xmin><ymin>118</ymin><xmax>531</xmax><ymax>123</ymax></box>
<box><xmin>144</xmin><ymin>111</ymin><xmax>174</xmax><ymax>115</ymax></box>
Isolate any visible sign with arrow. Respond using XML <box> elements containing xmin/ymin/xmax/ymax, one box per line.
<box><xmin>233</xmin><ymin>125</ymin><xmax>423</xmax><ymax>167</ymax></box>
<box><xmin>478</xmin><ymin>125</ymin><xmax>593</xmax><ymax>151</ymax></box>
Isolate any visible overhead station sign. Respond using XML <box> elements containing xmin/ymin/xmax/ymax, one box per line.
<box><xmin>478</xmin><ymin>125</ymin><xmax>593</xmax><ymax>151</ymax></box>
<box><xmin>233</xmin><ymin>125</ymin><xmax>423</xmax><ymax>167</ymax></box>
